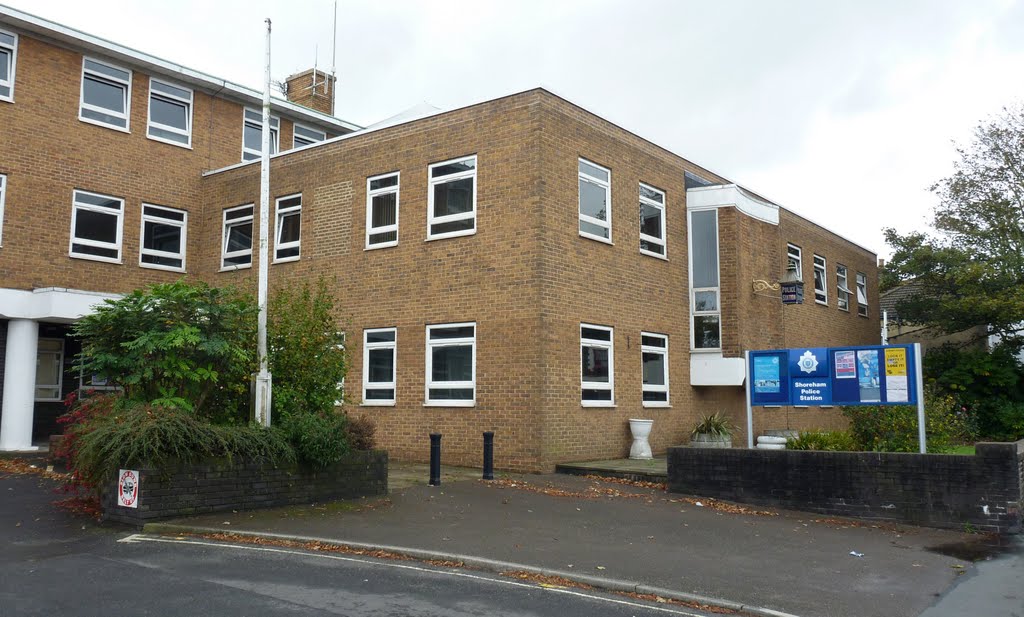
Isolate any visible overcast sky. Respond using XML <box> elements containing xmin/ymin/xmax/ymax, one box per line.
<box><xmin>6</xmin><ymin>0</ymin><xmax>1024</xmax><ymax>255</ymax></box>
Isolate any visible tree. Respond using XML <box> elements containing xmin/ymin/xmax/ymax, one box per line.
<box><xmin>883</xmin><ymin>105</ymin><xmax>1024</xmax><ymax>351</ymax></box>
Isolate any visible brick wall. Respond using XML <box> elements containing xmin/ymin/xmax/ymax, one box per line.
<box><xmin>100</xmin><ymin>450</ymin><xmax>388</xmax><ymax>525</ymax></box>
<box><xmin>668</xmin><ymin>441</ymin><xmax>1024</xmax><ymax>534</ymax></box>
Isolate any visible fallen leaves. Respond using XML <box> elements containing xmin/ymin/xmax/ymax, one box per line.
<box><xmin>199</xmin><ymin>532</ymin><xmax>417</xmax><ymax>562</ymax></box>
<box><xmin>580</xmin><ymin>475</ymin><xmax>667</xmax><ymax>491</ymax></box>
<box><xmin>616</xmin><ymin>591</ymin><xmax>738</xmax><ymax>614</ymax></box>
<box><xmin>665</xmin><ymin>496</ymin><xmax>777</xmax><ymax>517</ymax></box>
<box><xmin>0</xmin><ymin>458</ymin><xmax>68</xmax><ymax>481</ymax></box>
<box><xmin>52</xmin><ymin>495</ymin><xmax>102</xmax><ymax>520</ymax></box>
<box><xmin>483</xmin><ymin>478</ymin><xmax>653</xmax><ymax>502</ymax></box>
<box><xmin>501</xmin><ymin>570</ymin><xmax>593</xmax><ymax>590</ymax></box>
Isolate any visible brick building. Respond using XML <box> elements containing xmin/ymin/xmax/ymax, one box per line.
<box><xmin>0</xmin><ymin>7</ymin><xmax>879</xmax><ymax>471</ymax></box>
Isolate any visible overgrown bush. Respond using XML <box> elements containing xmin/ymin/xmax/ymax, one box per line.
<box><xmin>786</xmin><ymin>430</ymin><xmax>858</xmax><ymax>451</ymax></box>
<box><xmin>279</xmin><ymin>411</ymin><xmax>349</xmax><ymax>469</ymax></box>
<box><xmin>843</xmin><ymin>386</ymin><xmax>972</xmax><ymax>453</ymax></box>
<box><xmin>925</xmin><ymin>344</ymin><xmax>1024</xmax><ymax>441</ymax></box>
<box><xmin>345</xmin><ymin>416</ymin><xmax>377</xmax><ymax>451</ymax></box>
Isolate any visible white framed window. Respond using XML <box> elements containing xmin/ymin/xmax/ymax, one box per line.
<box><xmin>427</xmin><ymin>155</ymin><xmax>476</xmax><ymax>240</ymax></box>
<box><xmin>35</xmin><ymin>338</ymin><xmax>64</xmax><ymax>401</ymax></box>
<box><xmin>856</xmin><ymin>271</ymin><xmax>868</xmax><ymax>317</ymax></box>
<box><xmin>689</xmin><ymin>209</ymin><xmax>721</xmax><ymax>350</ymax></box>
<box><xmin>274</xmin><ymin>194</ymin><xmax>301</xmax><ymax>262</ymax></box>
<box><xmin>813</xmin><ymin>254</ymin><xmax>827</xmax><ymax>305</ymax></box>
<box><xmin>139</xmin><ymin>204</ymin><xmax>186</xmax><ymax>271</ymax></box>
<box><xmin>425</xmin><ymin>322</ymin><xmax>476</xmax><ymax>406</ymax></box>
<box><xmin>0</xmin><ymin>28</ymin><xmax>18</xmax><ymax>102</ymax></box>
<box><xmin>581</xmin><ymin>324</ymin><xmax>614</xmax><ymax>406</ymax></box>
<box><xmin>79</xmin><ymin>57</ymin><xmax>131</xmax><ymax>131</ymax></box>
<box><xmin>786</xmin><ymin>243</ymin><xmax>803</xmax><ymax>281</ymax></box>
<box><xmin>69</xmin><ymin>189</ymin><xmax>124</xmax><ymax>263</ymax></box>
<box><xmin>366</xmin><ymin>172</ymin><xmax>399</xmax><ymax>249</ymax></box>
<box><xmin>293</xmin><ymin>123</ymin><xmax>326</xmax><ymax>148</ymax></box>
<box><xmin>221</xmin><ymin>204</ymin><xmax>254</xmax><ymax>269</ymax></box>
<box><xmin>639</xmin><ymin>183</ymin><xmax>666</xmax><ymax>258</ymax></box>
<box><xmin>0</xmin><ymin>174</ymin><xmax>6</xmax><ymax>246</ymax></box>
<box><xmin>147</xmin><ymin>78</ymin><xmax>193</xmax><ymax>147</ymax></box>
<box><xmin>242</xmin><ymin>108</ymin><xmax>280</xmax><ymax>161</ymax></box>
<box><xmin>579</xmin><ymin>158</ymin><xmax>611</xmax><ymax>242</ymax></box>
<box><xmin>641</xmin><ymin>332</ymin><xmax>669</xmax><ymax>406</ymax></box>
<box><xmin>363</xmin><ymin>328</ymin><xmax>396</xmax><ymax>405</ymax></box>
<box><xmin>836</xmin><ymin>264</ymin><xmax>851</xmax><ymax>312</ymax></box>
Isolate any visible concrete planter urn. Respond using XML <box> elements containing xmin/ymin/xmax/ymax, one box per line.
<box><xmin>689</xmin><ymin>412</ymin><xmax>734</xmax><ymax>449</ymax></box>
<box><xmin>690</xmin><ymin>433</ymin><xmax>733</xmax><ymax>449</ymax></box>
<box><xmin>629</xmin><ymin>418</ymin><xmax>654</xmax><ymax>460</ymax></box>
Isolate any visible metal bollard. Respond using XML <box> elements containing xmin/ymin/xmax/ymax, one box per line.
<box><xmin>429</xmin><ymin>433</ymin><xmax>442</xmax><ymax>486</ymax></box>
<box><xmin>482</xmin><ymin>431</ymin><xmax>494</xmax><ymax>480</ymax></box>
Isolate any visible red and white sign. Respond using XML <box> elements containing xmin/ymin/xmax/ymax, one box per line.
<box><xmin>117</xmin><ymin>469</ymin><xmax>139</xmax><ymax>508</ymax></box>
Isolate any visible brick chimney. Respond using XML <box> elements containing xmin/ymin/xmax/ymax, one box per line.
<box><xmin>284</xmin><ymin>69</ymin><xmax>335</xmax><ymax>116</ymax></box>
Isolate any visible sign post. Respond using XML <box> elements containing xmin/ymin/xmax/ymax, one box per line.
<box><xmin>914</xmin><ymin>343</ymin><xmax>925</xmax><ymax>454</ymax></box>
<box><xmin>744</xmin><ymin>350</ymin><xmax>754</xmax><ymax>449</ymax></box>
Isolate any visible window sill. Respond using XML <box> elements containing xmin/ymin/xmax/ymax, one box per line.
<box><xmin>219</xmin><ymin>264</ymin><xmax>252</xmax><ymax>272</ymax></box>
<box><xmin>365</xmin><ymin>242</ymin><xmax>398</xmax><ymax>251</ymax></box>
<box><xmin>0</xmin><ymin>95</ymin><xmax>13</xmax><ymax>104</ymax></box>
<box><xmin>140</xmin><ymin>262</ymin><xmax>186</xmax><ymax>273</ymax></box>
<box><xmin>426</xmin><ymin>229</ymin><xmax>476</xmax><ymax>242</ymax></box>
<box><xmin>642</xmin><ymin>402</ymin><xmax>671</xmax><ymax>408</ymax></box>
<box><xmin>272</xmin><ymin>256</ymin><xmax>300</xmax><ymax>265</ymax></box>
<box><xmin>146</xmin><ymin>133</ymin><xmax>193</xmax><ymax>149</ymax></box>
<box><xmin>640</xmin><ymin>249</ymin><xmax>668</xmax><ymax>261</ymax></box>
<box><xmin>815</xmin><ymin>300</ymin><xmax>828</xmax><ymax>306</ymax></box>
<box><xmin>361</xmin><ymin>402</ymin><xmax>396</xmax><ymax>407</ymax></box>
<box><xmin>690</xmin><ymin>347</ymin><xmax>723</xmax><ymax>354</ymax></box>
<box><xmin>79</xmin><ymin>115</ymin><xmax>130</xmax><ymax>134</ymax></box>
<box><xmin>423</xmin><ymin>401</ymin><xmax>476</xmax><ymax>408</ymax></box>
<box><xmin>69</xmin><ymin>252</ymin><xmax>122</xmax><ymax>265</ymax></box>
<box><xmin>581</xmin><ymin>401</ymin><xmax>616</xmax><ymax>408</ymax></box>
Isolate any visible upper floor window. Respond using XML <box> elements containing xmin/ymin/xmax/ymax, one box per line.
<box><xmin>147</xmin><ymin>78</ymin><xmax>193</xmax><ymax>147</ymax></box>
<box><xmin>363</xmin><ymin>328</ymin><xmax>397</xmax><ymax>405</ymax></box>
<box><xmin>856</xmin><ymin>272</ymin><xmax>868</xmax><ymax>317</ymax></box>
<box><xmin>366</xmin><ymin>172</ymin><xmax>399</xmax><ymax>249</ymax></box>
<box><xmin>274</xmin><ymin>194</ymin><xmax>302</xmax><ymax>262</ymax></box>
<box><xmin>242</xmin><ymin>108</ymin><xmax>279</xmax><ymax>161</ymax></box>
<box><xmin>0</xmin><ymin>174</ymin><xmax>6</xmax><ymax>246</ymax></box>
<box><xmin>639</xmin><ymin>183</ymin><xmax>666</xmax><ymax>258</ymax></box>
<box><xmin>690</xmin><ymin>209</ymin><xmax>721</xmax><ymax>350</ymax></box>
<box><xmin>0</xmin><ymin>28</ymin><xmax>17</xmax><ymax>102</ymax></box>
<box><xmin>221</xmin><ymin>204</ymin><xmax>254</xmax><ymax>269</ymax></box>
<box><xmin>581</xmin><ymin>324</ymin><xmax>614</xmax><ymax>406</ymax></box>
<box><xmin>813</xmin><ymin>254</ymin><xmax>827</xmax><ymax>305</ymax></box>
<box><xmin>425</xmin><ymin>322</ymin><xmax>476</xmax><ymax>406</ymax></box>
<box><xmin>836</xmin><ymin>264</ymin><xmax>850</xmax><ymax>312</ymax></box>
<box><xmin>641</xmin><ymin>332</ymin><xmax>669</xmax><ymax>406</ymax></box>
<box><xmin>140</xmin><ymin>204</ymin><xmax>186</xmax><ymax>271</ymax></box>
<box><xmin>786</xmin><ymin>243</ymin><xmax>803</xmax><ymax>282</ymax></box>
<box><xmin>70</xmin><ymin>189</ymin><xmax>124</xmax><ymax>263</ymax></box>
<box><xmin>293</xmin><ymin>123</ymin><xmax>326</xmax><ymax>148</ymax></box>
<box><xmin>428</xmin><ymin>155</ymin><xmax>476</xmax><ymax>240</ymax></box>
<box><xmin>80</xmin><ymin>58</ymin><xmax>131</xmax><ymax>131</ymax></box>
<box><xmin>579</xmin><ymin>158</ymin><xmax>611</xmax><ymax>242</ymax></box>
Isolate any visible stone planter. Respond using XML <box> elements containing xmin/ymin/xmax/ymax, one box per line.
<box><xmin>690</xmin><ymin>433</ymin><xmax>732</xmax><ymax>448</ymax></box>
<box><xmin>629</xmin><ymin>418</ymin><xmax>653</xmax><ymax>460</ymax></box>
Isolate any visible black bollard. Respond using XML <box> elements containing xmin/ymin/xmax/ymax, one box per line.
<box><xmin>429</xmin><ymin>433</ymin><xmax>442</xmax><ymax>486</ymax></box>
<box><xmin>482</xmin><ymin>431</ymin><xmax>494</xmax><ymax>480</ymax></box>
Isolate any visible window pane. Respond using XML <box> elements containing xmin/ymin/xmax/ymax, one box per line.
<box><xmin>144</xmin><ymin>206</ymin><xmax>184</xmax><ymax>221</ymax></box>
<box><xmin>85</xmin><ymin>59</ymin><xmax>129</xmax><ymax>82</ymax></box>
<box><xmin>0</xmin><ymin>49</ymin><xmax>8</xmax><ymax>82</ymax></box>
<box><xmin>366</xmin><ymin>388</ymin><xmax>395</xmax><ymax>400</ymax></box>
<box><xmin>370</xmin><ymin>175</ymin><xmax>398</xmax><ymax>191</ymax></box>
<box><xmin>75</xmin><ymin>209</ymin><xmax>117</xmax><ymax>243</ymax></box>
<box><xmin>579</xmin><ymin>160</ymin><xmax>608</xmax><ymax>182</ymax></box>
<box><xmin>432</xmin><ymin>345</ymin><xmax>472</xmax><ymax>382</ymax></box>
<box><xmin>278</xmin><ymin>212</ymin><xmax>300</xmax><ymax>244</ymax></box>
<box><xmin>579</xmin><ymin>219</ymin><xmax>609</xmax><ymax>239</ymax></box>
<box><xmin>71</xmin><ymin>243</ymin><xmax>118</xmax><ymax>259</ymax></box>
<box><xmin>223</xmin><ymin>253</ymin><xmax>251</xmax><ymax>267</ymax></box>
<box><xmin>814</xmin><ymin>267</ymin><xmax>825</xmax><ymax>292</ymax></box>
<box><xmin>643</xmin><ymin>391</ymin><xmax>668</xmax><ymax>402</ymax></box>
<box><xmin>641</xmin><ymin>335</ymin><xmax>665</xmax><ymax>348</ymax></box>
<box><xmin>151</xmin><ymin>96</ymin><xmax>187</xmax><ymax>129</ymax></box>
<box><xmin>371</xmin><ymin>193</ymin><xmax>397</xmax><ymax>227</ymax></box>
<box><xmin>433</xmin><ymin>178</ymin><xmax>474</xmax><ymax>217</ymax></box>
<box><xmin>243</xmin><ymin>123</ymin><xmax>262</xmax><ymax>151</ymax></box>
<box><xmin>581</xmin><ymin>327</ymin><xmax>611</xmax><ymax>341</ymax></box>
<box><xmin>693</xmin><ymin>315</ymin><xmax>721</xmax><ymax>349</ymax></box>
<box><xmin>0</xmin><ymin>32</ymin><xmax>14</xmax><ymax>46</ymax></box>
<box><xmin>429</xmin><ymin>388</ymin><xmax>473</xmax><ymax>400</ymax></box>
<box><xmin>691</xmin><ymin>210</ymin><xmax>719</xmax><ymax>288</ymax></box>
<box><xmin>368</xmin><ymin>348</ymin><xmax>394</xmax><ymax>382</ymax></box>
<box><xmin>227</xmin><ymin>222</ymin><xmax>252</xmax><ymax>252</ymax></box>
<box><xmin>640</xmin><ymin>185</ymin><xmax>663</xmax><ymax>203</ymax></box>
<box><xmin>77</xmin><ymin>192</ymin><xmax>121</xmax><ymax>209</ymax></box>
<box><xmin>640</xmin><ymin>202</ymin><xmax>662</xmax><ymax>238</ymax></box>
<box><xmin>366</xmin><ymin>330</ymin><xmax>395</xmax><ymax>344</ymax></box>
<box><xmin>369</xmin><ymin>231</ymin><xmax>398</xmax><ymax>245</ymax></box>
<box><xmin>432</xmin><ymin>159</ymin><xmax>475</xmax><ymax>177</ymax></box>
<box><xmin>581</xmin><ymin>346</ymin><xmax>610</xmax><ymax>382</ymax></box>
<box><xmin>642</xmin><ymin>351</ymin><xmax>666</xmax><ymax>386</ymax></box>
<box><xmin>640</xmin><ymin>239</ymin><xmax>664</xmax><ymax>255</ymax></box>
<box><xmin>151</xmin><ymin>80</ymin><xmax>190</xmax><ymax>99</ymax></box>
<box><xmin>83</xmin><ymin>75</ymin><xmax>125</xmax><ymax>113</ymax></box>
<box><xmin>694</xmin><ymin>290</ymin><xmax>718</xmax><ymax>312</ymax></box>
<box><xmin>430</xmin><ymin>325</ymin><xmax>475</xmax><ymax>339</ymax></box>
<box><xmin>579</xmin><ymin>179</ymin><xmax>607</xmax><ymax>221</ymax></box>
<box><xmin>143</xmin><ymin>221</ymin><xmax>181</xmax><ymax>253</ymax></box>
<box><xmin>226</xmin><ymin>206</ymin><xmax>252</xmax><ymax>221</ymax></box>
<box><xmin>582</xmin><ymin>388</ymin><xmax>612</xmax><ymax>401</ymax></box>
<box><xmin>431</xmin><ymin>219</ymin><xmax>474</xmax><ymax>236</ymax></box>
<box><xmin>141</xmin><ymin>254</ymin><xmax>182</xmax><ymax>268</ymax></box>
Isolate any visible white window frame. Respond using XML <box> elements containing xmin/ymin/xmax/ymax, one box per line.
<box><xmin>0</xmin><ymin>28</ymin><xmax>18</xmax><ymax>103</ymax></box>
<box><xmin>689</xmin><ymin>208</ymin><xmax>722</xmax><ymax>351</ymax></box>
<box><xmin>79</xmin><ymin>57</ymin><xmax>131</xmax><ymax>132</ymax></box>
<box><xmin>425</xmin><ymin>322</ymin><xmax>476</xmax><ymax>406</ymax></box>
<box><xmin>578</xmin><ymin>158</ymin><xmax>612</xmax><ymax>243</ymax></box>
<box><xmin>641</xmin><ymin>332</ymin><xmax>669</xmax><ymax>407</ymax></box>
<box><xmin>427</xmin><ymin>155</ymin><xmax>477</xmax><ymax>241</ymax></box>
<box><xmin>639</xmin><ymin>182</ymin><xmax>667</xmax><ymax>259</ymax></box>
<box><xmin>147</xmin><ymin>77</ymin><xmax>193</xmax><ymax>148</ymax></box>
<box><xmin>366</xmin><ymin>172</ymin><xmax>400</xmax><ymax>249</ymax></box>
<box><xmin>0</xmin><ymin>174</ymin><xmax>6</xmax><ymax>247</ymax></box>
<box><xmin>69</xmin><ymin>189</ymin><xmax>124</xmax><ymax>263</ymax></box>
<box><xmin>813</xmin><ymin>254</ymin><xmax>828</xmax><ymax>305</ymax></box>
<box><xmin>856</xmin><ymin>271</ymin><xmax>869</xmax><ymax>317</ymax></box>
<box><xmin>273</xmin><ymin>193</ymin><xmax>302</xmax><ymax>263</ymax></box>
<box><xmin>221</xmin><ymin>204</ymin><xmax>254</xmax><ymax>270</ymax></box>
<box><xmin>836</xmin><ymin>264</ymin><xmax>851</xmax><ymax>312</ymax></box>
<box><xmin>362</xmin><ymin>327</ymin><xmax>397</xmax><ymax>406</ymax></box>
<box><xmin>293</xmin><ymin>123</ymin><xmax>326</xmax><ymax>148</ymax></box>
<box><xmin>35</xmin><ymin>338</ymin><xmax>64</xmax><ymax>402</ymax></box>
<box><xmin>787</xmin><ymin>243</ymin><xmax>803</xmax><ymax>282</ymax></box>
<box><xmin>139</xmin><ymin>204</ymin><xmax>187</xmax><ymax>272</ymax></box>
<box><xmin>242</xmin><ymin>108</ymin><xmax>280</xmax><ymax>161</ymax></box>
<box><xmin>581</xmin><ymin>323</ymin><xmax>615</xmax><ymax>407</ymax></box>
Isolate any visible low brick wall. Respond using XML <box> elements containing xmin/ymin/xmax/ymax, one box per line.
<box><xmin>101</xmin><ymin>450</ymin><xmax>388</xmax><ymax>526</ymax></box>
<box><xmin>668</xmin><ymin>441</ymin><xmax>1024</xmax><ymax>534</ymax></box>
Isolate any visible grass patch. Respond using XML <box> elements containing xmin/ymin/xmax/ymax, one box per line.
<box><xmin>947</xmin><ymin>445</ymin><xmax>976</xmax><ymax>455</ymax></box>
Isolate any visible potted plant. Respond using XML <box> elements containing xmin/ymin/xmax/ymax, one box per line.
<box><xmin>689</xmin><ymin>412</ymin><xmax>733</xmax><ymax>448</ymax></box>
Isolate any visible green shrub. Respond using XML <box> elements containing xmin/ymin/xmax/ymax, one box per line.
<box><xmin>692</xmin><ymin>412</ymin><xmax>733</xmax><ymax>437</ymax></box>
<box><xmin>280</xmin><ymin>411</ymin><xmax>349</xmax><ymax>468</ymax></box>
<box><xmin>925</xmin><ymin>343</ymin><xmax>1022</xmax><ymax>441</ymax></box>
<box><xmin>973</xmin><ymin>398</ymin><xmax>1024</xmax><ymax>442</ymax></box>
<box><xmin>786</xmin><ymin>430</ymin><xmax>858</xmax><ymax>451</ymax></box>
<box><xmin>843</xmin><ymin>386</ymin><xmax>972</xmax><ymax>453</ymax></box>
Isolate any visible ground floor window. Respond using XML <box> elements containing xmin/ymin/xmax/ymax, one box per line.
<box><xmin>641</xmin><ymin>332</ymin><xmax>668</xmax><ymax>405</ymax></box>
<box><xmin>425</xmin><ymin>323</ymin><xmax>475</xmax><ymax>405</ymax></box>
<box><xmin>35</xmin><ymin>338</ymin><xmax>64</xmax><ymax>401</ymax></box>
<box><xmin>363</xmin><ymin>328</ymin><xmax>396</xmax><ymax>405</ymax></box>
<box><xmin>581</xmin><ymin>324</ymin><xmax>614</xmax><ymax>406</ymax></box>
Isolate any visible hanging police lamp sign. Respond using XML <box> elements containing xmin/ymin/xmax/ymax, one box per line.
<box><xmin>781</xmin><ymin>281</ymin><xmax>804</xmax><ymax>304</ymax></box>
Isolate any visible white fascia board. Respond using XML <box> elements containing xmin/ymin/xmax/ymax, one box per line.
<box><xmin>0</xmin><ymin>6</ymin><xmax>361</xmax><ymax>134</ymax></box>
<box><xmin>690</xmin><ymin>352</ymin><xmax>746</xmax><ymax>386</ymax></box>
<box><xmin>0</xmin><ymin>287</ymin><xmax>121</xmax><ymax>322</ymax></box>
<box><xmin>687</xmin><ymin>184</ymin><xmax>780</xmax><ymax>225</ymax></box>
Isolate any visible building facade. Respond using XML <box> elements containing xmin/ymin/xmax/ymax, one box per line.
<box><xmin>0</xmin><ymin>7</ymin><xmax>879</xmax><ymax>470</ymax></box>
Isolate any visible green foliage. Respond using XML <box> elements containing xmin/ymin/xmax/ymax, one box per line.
<box><xmin>73</xmin><ymin>280</ymin><xmax>257</xmax><ymax>420</ymax></box>
<box><xmin>843</xmin><ymin>387</ymin><xmax>973</xmax><ymax>453</ymax></box>
<box><xmin>786</xmin><ymin>430</ymin><xmax>858</xmax><ymax>451</ymax></box>
<box><xmin>280</xmin><ymin>411</ymin><xmax>350</xmax><ymax>469</ymax></box>
<box><xmin>268</xmin><ymin>278</ymin><xmax>348</xmax><ymax>422</ymax></box>
<box><xmin>691</xmin><ymin>412</ymin><xmax>733</xmax><ymax>437</ymax></box>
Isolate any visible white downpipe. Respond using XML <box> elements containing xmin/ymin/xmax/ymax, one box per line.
<box><xmin>254</xmin><ymin>18</ymin><xmax>273</xmax><ymax>427</ymax></box>
<box><xmin>0</xmin><ymin>319</ymin><xmax>40</xmax><ymax>450</ymax></box>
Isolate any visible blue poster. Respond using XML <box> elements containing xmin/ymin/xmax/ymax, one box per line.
<box><xmin>753</xmin><ymin>356</ymin><xmax>781</xmax><ymax>394</ymax></box>
<box><xmin>857</xmin><ymin>350</ymin><xmax>880</xmax><ymax>402</ymax></box>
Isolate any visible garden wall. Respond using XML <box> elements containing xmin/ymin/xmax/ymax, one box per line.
<box><xmin>101</xmin><ymin>450</ymin><xmax>388</xmax><ymax>526</ymax></box>
<box><xmin>668</xmin><ymin>440</ymin><xmax>1024</xmax><ymax>534</ymax></box>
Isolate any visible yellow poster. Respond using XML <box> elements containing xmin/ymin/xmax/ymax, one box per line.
<box><xmin>885</xmin><ymin>348</ymin><xmax>907</xmax><ymax>376</ymax></box>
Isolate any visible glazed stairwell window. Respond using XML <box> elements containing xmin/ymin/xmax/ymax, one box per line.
<box><xmin>0</xmin><ymin>28</ymin><xmax>17</xmax><ymax>102</ymax></box>
<box><xmin>139</xmin><ymin>204</ymin><xmax>186</xmax><ymax>271</ymax></box>
<box><xmin>579</xmin><ymin>158</ymin><xmax>611</xmax><ymax>242</ymax></box>
<box><xmin>813</xmin><ymin>254</ymin><xmax>827</xmax><ymax>305</ymax></box>
<box><xmin>80</xmin><ymin>57</ymin><xmax>131</xmax><ymax>131</ymax></box>
<box><xmin>689</xmin><ymin>209</ymin><xmax>721</xmax><ymax>350</ymax></box>
<box><xmin>221</xmin><ymin>204</ymin><xmax>254</xmax><ymax>269</ymax></box>
<box><xmin>293</xmin><ymin>123</ymin><xmax>326</xmax><ymax>148</ymax></box>
<box><xmin>425</xmin><ymin>323</ymin><xmax>476</xmax><ymax>406</ymax></box>
<box><xmin>147</xmin><ymin>78</ymin><xmax>193</xmax><ymax>147</ymax></box>
<box><xmin>274</xmin><ymin>194</ymin><xmax>302</xmax><ymax>262</ymax></box>
<box><xmin>366</xmin><ymin>172</ymin><xmax>399</xmax><ymax>248</ymax></box>
<box><xmin>428</xmin><ymin>155</ymin><xmax>476</xmax><ymax>240</ymax></box>
<box><xmin>836</xmin><ymin>264</ymin><xmax>851</xmax><ymax>311</ymax></box>
<box><xmin>856</xmin><ymin>271</ymin><xmax>869</xmax><ymax>317</ymax></box>
<box><xmin>581</xmin><ymin>324</ymin><xmax>614</xmax><ymax>406</ymax></box>
<box><xmin>641</xmin><ymin>332</ymin><xmax>669</xmax><ymax>406</ymax></box>
<box><xmin>69</xmin><ymin>190</ymin><xmax>124</xmax><ymax>263</ymax></box>
<box><xmin>242</xmin><ymin>108</ymin><xmax>279</xmax><ymax>161</ymax></box>
<box><xmin>363</xmin><ymin>328</ymin><xmax>396</xmax><ymax>405</ymax></box>
<box><xmin>639</xmin><ymin>183</ymin><xmax>666</xmax><ymax>258</ymax></box>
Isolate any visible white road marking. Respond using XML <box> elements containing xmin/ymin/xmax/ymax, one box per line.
<box><xmin>123</xmin><ymin>533</ymin><xmax>709</xmax><ymax>616</ymax></box>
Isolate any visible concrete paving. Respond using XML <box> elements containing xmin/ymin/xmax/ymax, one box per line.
<box><xmin>155</xmin><ymin>463</ymin><xmax>983</xmax><ymax>617</ymax></box>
